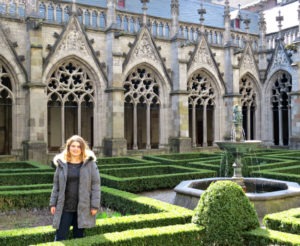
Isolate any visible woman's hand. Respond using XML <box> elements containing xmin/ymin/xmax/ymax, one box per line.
<box><xmin>90</xmin><ymin>208</ymin><xmax>98</xmax><ymax>216</ymax></box>
<box><xmin>50</xmin><ymin>206</ymin><xmax>56</xmax><ymax>215</ymax></box>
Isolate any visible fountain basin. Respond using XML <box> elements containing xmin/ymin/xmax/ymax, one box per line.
<box><xmin>174</xmin><ymin>177</ymin><xmax>300</xmax><ymax>218</ymax></box>
<box><xmin>215</xmin><ymin>140</ymin><xmax>262</xmax><ymax>154</ymax></box>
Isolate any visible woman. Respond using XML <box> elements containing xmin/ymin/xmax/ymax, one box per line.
<box><xmin>49</xmin><ymin>135</ymin><xmax>100</xmax><ymax>241</ymax></box>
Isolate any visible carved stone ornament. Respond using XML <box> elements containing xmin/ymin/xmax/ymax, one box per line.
<box><xmin>124</xmin><ymin>66</ymin><xmax>160</xmax><ymax>106</ymax></box>
<box><xmin>187</xmin><ymin>72</ymin><xmax>215</xmax><ymax>106</ymax></box>
<box><xmin>47</xmin><ymin>61</ymin><xmax>95</xmax><ymax>103</ymax></box>
<box><xmin>0</xmin><ymin>63</ymin><xmax>13</xmax><ymax>100</ymax></box>
<box><xmin>242</xmin><ymin>53</ymin><xmax>256</xmax><ymax>72</ymax></box>
<box><xmin>193</xmin><ymin>41</ymin><xmax>213</xmax><ymax>67</ymax></box>
<box><xmin>271</xmin><ymin>49</ymin><xmax>289</xmax><ymax>70</ymax></box>
<box><xmin>240</xmin><ymin>76</ymin><xmax>256</xmax><ymax>107</ymax></box>
<box><xmin>58</xmin><ymin>24</ymin><xmax>87</xmax><ymax>55</ymax></box>
<box><xmin>133</xmin><ymin>34</ymin><xmax>158</xmax><ymax>62</ymax></box>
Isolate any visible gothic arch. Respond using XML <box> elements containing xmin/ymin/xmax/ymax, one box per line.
<box><xmin>0</xmin><ymin>59</ymin><xmax>14</xmax><ymax>154</ymax></box>
<box><xmin>187</xmin><ymin>69</ymin><xmax>221</xmax><ymax>147</ymax></box>
<box><xmin>123</xmin><ymin>64</ymin><xmax>168</xmax><ymax>149</ymax></box>
<box><xmin>264</xmin><ymin>70</ymin><xmax>292</xmax><ymax>146</ymax></box>
<box><xmin>187</xmin><ymin>66</ymin><xmax>225</xmax><ymax>96</ymax></box>
<box><xmin>123</xmin><ymin>61</ymin><xmax>171</xmax><ymax>102</ymax></box>
<box><xmin>239</xmin><ymin>73</ymin><xmax>260</xmax><ymax>140</ymax></box>
<box><xmin>45</xmin><ymin>57</ymin><xmax>105</xmax><ymax>151</ymax></box>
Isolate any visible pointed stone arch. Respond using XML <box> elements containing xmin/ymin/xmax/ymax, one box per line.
<box><xmin>266</xmin><ymin>70</ymin><xmax>292</xmax><ymax>146</ymax></box>
<box><xmin>187</xmin><ymin>35</ymin><xmax>226</xmax><ymax>94</ymax></box>
<box><xmin>46</xmin><ymin>56</ymin><xmax>104</xmax><ymax>151</ymax></box>
<box><xmin>0</xmin><ymin>59</ymin><xmax>14</xmax><ymax>155</ymax></box>
<box><xmin>239</xmin><ymin>73</ymin><xmax>260</xmax><ymax>140</ymax></box>
<box><xmin>123</xmin><ymin>26</ymin><xmax>172</xmax><ymax>95</ymax></box>
<box><xmin>187</xmin><ymin>69</ymin><xmax>220</xmax><ymax>147</ymax></box>
<box><xmin>43</xmin><ymin>14</ymin><xmax>107</xmax><ymax>88</ymax></box>
<box><xmin>123</xmin><ymin>64</ymin><xmax>167</xmax><ymax>150</ymax></box>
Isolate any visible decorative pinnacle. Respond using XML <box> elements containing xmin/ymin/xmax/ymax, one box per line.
<box><xmin>141</xmin><ymin>0</ymin><xmax>149</xmax><ymax>25</ymax></box>
<box><xmin>198</xmin><ymin>2</ymin><xmax>206</xmax><ymax>24</ymax></box>
<box><xmin>224</xmin><ymin>0</ymin><xmax>230</xmax><ymax>17</ymax></box>
<box><xmin>276</xmin><ymin>10</ymin><xmax>283</xmax><ymax>32</ymax></box>
<box><xmin>68</xmin><ymin>0</ymin><xmax>78</xmax><ymax>16</ymax></box>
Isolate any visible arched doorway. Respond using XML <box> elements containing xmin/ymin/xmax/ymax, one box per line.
<box><xmin>239</xmin><ymin>75</ymin><xmax>257</xmax><ymax>140</ymax></box>
<box><xmin>124</xmin><ymin>66</ymin><xmax>160</xmax><ymax>150</ymax></box>
<box><xmin>271</xmin><ymin>71</ymin><xmax>292</xmax><ymax>146</ymax></box>
<box><xmin>0</xmin><ymin>63</ymin><xmax>13</xmax><ymax>154</ymax></box>
<box><xmin>188</xmin><ymin>71</ymin><xmax>216</xmax><ymax>147</ymax></box>
<box><xmin>47</xmin><ymin>60</ymin><xmax>95</xmax><ymax>151</ymax></box>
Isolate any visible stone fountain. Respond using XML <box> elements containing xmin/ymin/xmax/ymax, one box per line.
<box><xmin>215</xmin><ymin>104</ymin><xmax>262</xmax><ymax>189</ymax></box>
<box><xmin>174</xmin><ymin>104</ymin><xmax>300</xmax><ymax>218</ymax></box>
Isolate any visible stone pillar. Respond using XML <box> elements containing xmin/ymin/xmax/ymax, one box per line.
<box><xmin>23</xmin><ymin>15</ymin><xmax>47</xmax><ymax>164</ymax></box>
<box><xmin>168</xmin><ymin>0</ymin><xmax>191</xmax><ymax>152</ymax></box>
<box><xmin>169</xmin><ymin>90</ymin><xmax>191</xmax><ymax>152</ymax></box>
<box><xmin>289</xmin><ymin>4</ymin><xmax>300</xmax><ymax>149</ymax></box>
<box><xmin>290</xmin><ymin>92</ymin><xmax>300</xmax><ymax>149</ymax></box>
<box><xmin>169</xmin><ymin>45</ymin><xmax>191</xmax><ymax>152</ymax></box>
<box><xmin>103</xmin><ymin>0</ymin><xmax>127</xmax><ymax>156</ymax></box>
<box><xmin>222</xmin><ymin>0</ymin><xmax>241</xmax><ymax>139</ymax></box>
<box><xmin>258</xmin><ymin>7</ymin><xmax>268</xmax><ymax>82</ymax></box>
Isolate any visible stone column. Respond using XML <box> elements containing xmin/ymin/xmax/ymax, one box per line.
<box><xmin>103</xmin><ymin>0</ymin><xmax>127</xmax><ymax>156</ymax></box>
<box><xmin>290</xmin><ymin>92</ymin><xmax>300</xmax><ymax>148</ymax></box>
<box><xmin>258</xmin><ymin>6</ymin><xmax>268</xmax><ymax>82</ymax></box>
<box><xmin>247</xmin><ymin>106</ymin><xmax>251</xmax><ymax>140</ymax></box>
<box><xmin>289</xmin><ymin>2</ymin><xmax>300</xmax><ymax>148</ymax></box>
<box><xmin>222</xmin><ymin>0</ymin><xmax>241</xmax><ymax>139</ymax></box>
<box><xmin>23</xmin><ymin>14</ymin><xmax>47</xmax><ymax>164</ymax></box>
<box><xmin>169</xmin><ymin>0</ymin><xmax>191</xmax><ymax>152</ymax></box>
<box><xmin>202</xmin><ymin>103</ymin><xmax>207</xmax><ymax>147</ymax></box>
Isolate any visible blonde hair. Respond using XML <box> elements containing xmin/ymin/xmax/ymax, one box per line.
<box><xmin>63</xmin><ymin>135</ymin><xmax>89</xmax><ymax>162</ymax></box>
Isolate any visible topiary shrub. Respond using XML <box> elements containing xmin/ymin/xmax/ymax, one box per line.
<box><xmin>192</xmin><ymin>180</ymin><xmax>259</xmax><ymax>246</ymax></box>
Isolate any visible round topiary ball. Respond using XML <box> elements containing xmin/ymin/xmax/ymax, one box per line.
<box><xmin>192</xmin><ymin>180</ymin><xmax>259</xmax><ymax>246</ymax></box>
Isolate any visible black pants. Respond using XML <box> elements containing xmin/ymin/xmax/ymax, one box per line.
<box><xmin>55</xmin><ymin>211</ymin><xmax>84</xmax><ymax>241</ymax></box>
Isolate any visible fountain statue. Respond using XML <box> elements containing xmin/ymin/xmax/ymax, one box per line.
<box><xmin>173</xmin><ymin>104</ymin><xmax>300</xmax><ymax>218</ymax></box>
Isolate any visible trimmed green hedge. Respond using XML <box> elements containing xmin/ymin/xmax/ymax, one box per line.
<box><xmin>143</xmin><ymin>152</ymin><xmax>220</xmax><ymax>165</ymax></box>
<box><xmin>0</xmin><ymin>172</ymin><xmax>54</xmax><ymax>185</ymax></box>
<box><xmin>0</xmin><ymin>186</ymin><xmax>194</xmax><ymax>246</ymax></box>
<box><xmin>0</xmin><ymin>184</ymin><xmax>52</xmax><ymax>191</ymax></box>
<box><xmin>243</xmin><ymin>228</ymin><xmax>300</xmax><ymax>246</ymax></box>
<box><xmin>263</xmin><ymin>208</ymin><xmax>300</xmax><ymax>234</ymax></box>
<box><xmin>0</xmin><ymin>161</ymin><xmax>53</xmax><ymax>173</ymax></box>
<box><xmin>192</xmin><ymin>180</ymin><xmax>259</xmax><ymax>246</ymax></box>
<box><xmin>35</xmin><ymin>224</ymin><xmax>204</xmax><ymax>246</ymax></box>
<box><xmin>252</xmin><ymin>168</ymin><xmax>300</xmax><ymax>183</ymax></box>
<box><xmin>97</xmin><ymin>157</ymin><xmax>149</xmax><ymax>165</ymax></box>
<box><xmin>101</xmin><ymin>165</ymin><xmax>216</xmax><ymax>192</ymax></box>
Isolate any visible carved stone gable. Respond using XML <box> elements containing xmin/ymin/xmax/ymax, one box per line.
<box><xmin>241</xmin><ymin>49</ymin><xmax>255</xmax><ymax>71</ymax></box>
<box><xmin>193</xmin><ymin>40</ymin><xmax>213</xmax><ymax>67</ymax></box>
<box><xmin>57</xmin><ymin>20</ymin><xmax>88</xmax><ymax>55</ymax></box>
<box><xmin>271</xmin><ymin>47</ymin><xmax>289</xmax><ymax>70</ymax></box>
<box><xmin>133</xmin><ymin>33</ymin><xmax>158</xmax><ymax>62</ymax></box>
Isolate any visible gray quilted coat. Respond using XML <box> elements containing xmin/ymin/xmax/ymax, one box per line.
<box><xmin>49</xmin><ymin>150</ymin><xmax>101</xmax><ymax>229</ymax></box>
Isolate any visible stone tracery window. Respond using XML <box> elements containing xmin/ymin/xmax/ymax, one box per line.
<box><xmin>188</xmin><ymin>72</ymin><xmax>215</xmax><ymax>147</ymax></box>
<box><xmin>239</xmin><ymin>76</ymin><xmax>257</xmax><ymax>140</ymax></box>
<box><xmin>47</xmin><ymin>61</ymin><xmax>95</xmax><ymax>150</ymax></box>
<box><xmin>271</xmin><ymin>71</ymin><xmax>292</xmax><ymax>146</ymax></box>
<box><xmin>124</xmin><ymin>67</ymin><xmax>160</xmax><ymax>149</ymax></box>
<box><xmin>0</xmin><ymin>63</ymin><xmax>13</xmax><ymax>154</ymax></box>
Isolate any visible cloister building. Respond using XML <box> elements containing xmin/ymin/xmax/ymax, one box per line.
<box><xmin>0</xmin><ymin>0</ymin><xmax>300</xmax><ymax>163</ymax></box>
